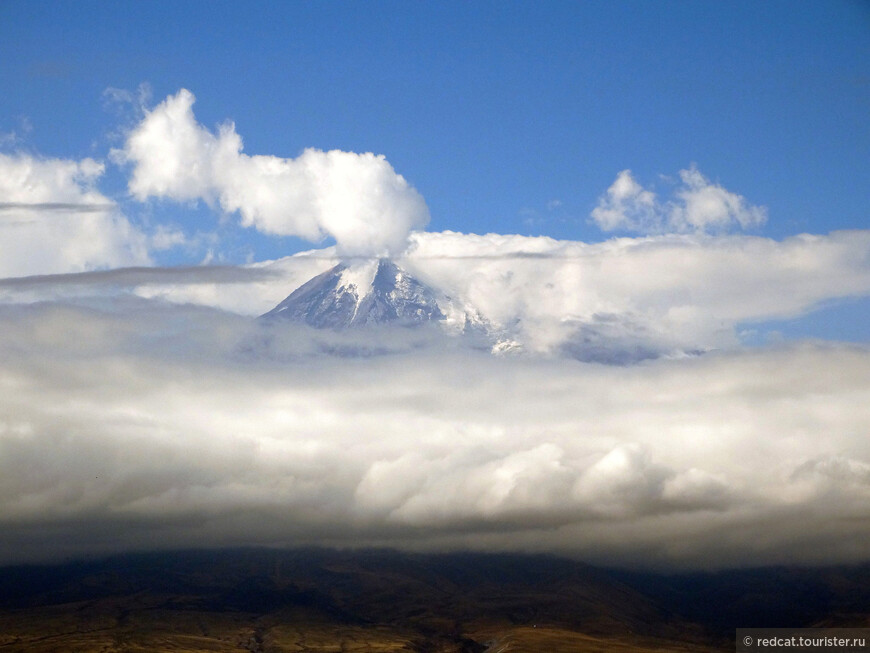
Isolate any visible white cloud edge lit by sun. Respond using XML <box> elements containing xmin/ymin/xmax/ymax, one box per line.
<box><xmin>591</xmin><ymin>167</ymin><xmax>767</xmax><ymax>235</ymax></box>
<box><xmin>111</xmin><ymin>88</ymin><xmax>430</xmax><ymax>258</ymax></box>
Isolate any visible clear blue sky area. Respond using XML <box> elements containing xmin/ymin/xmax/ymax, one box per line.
<box><xmin>3</xmin><ymin>1</ymin><xmax>868</xmax><ymax>249</ymax></box>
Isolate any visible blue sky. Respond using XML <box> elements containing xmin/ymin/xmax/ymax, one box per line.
<box><xmin>3</xmin><ymin>1</ymin><xmax>868</xmax><ymax>249</ymax></box>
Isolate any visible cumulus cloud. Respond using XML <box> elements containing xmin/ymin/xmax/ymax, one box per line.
<box><xmin>591</xmin><ymin>166</ymin><xmax>767</xmax><ymax>234</ymax></box>
<box><xmin>114</xmin><ymin>89</ymin><xmax>430</xmax><ymax>257</ymax></box>
<box><xmin>0</xmin><ymin>298</ymin><xmax>868</xmax><ymax>569</ymax></box>
<box><xmin>0</xmin><ymin>153</ymin><xmax>152</xmax><ymax>278</ymax></box>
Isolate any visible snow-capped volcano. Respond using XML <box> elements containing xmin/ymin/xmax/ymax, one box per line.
<box><xmin>260</xmin><ymin>258</ymin><xmax>446</xmax><ymax>328</ymax></box>
<box><xmin>259</xmin><ymin>257</ymin><xmax>663</xmax><ymax>362</ymax></box>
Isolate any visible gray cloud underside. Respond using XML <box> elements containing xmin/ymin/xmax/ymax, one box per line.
<box><xmin>0</xmin><ymin>254</ymin><xmax>332</xmax><ymax>316</ymax></box>
<box><xmin>0</xmin><ymin>202</ymin><xmax>116</xmax><ymax>213</ymax></box>
<box><xmin>0</xmin><ymin>299</ymin><xmax>868</xmax><ymax>569</ymax></box>
<box><xmin>0</xmin><ymin>265</ymin><xmax>279</xmax><ymax>290</ymax></box>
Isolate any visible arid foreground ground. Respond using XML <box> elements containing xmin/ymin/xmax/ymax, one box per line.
<box><xmin>0</xmin><ymin>549</ymin><xmax>868</xmax><ymax>652</ymax></box>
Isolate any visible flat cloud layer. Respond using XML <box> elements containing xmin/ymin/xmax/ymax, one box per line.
<box><xmin>0</xmin><ymin>257</ymin><xmax>868</xmax><ymax>568</ymax></box>
<box><xmin>15</xmin><ymin>229</ymin><xmax>863</xmax><ymax>359</ymax></box>
<box><xmin>402</xmin><ymin>230</ymin><xmax>870</xmax><ymax>355</ymax></box>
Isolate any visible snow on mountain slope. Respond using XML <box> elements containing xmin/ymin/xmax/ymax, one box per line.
<box><xmin>260</xmin><ymin>258</ymin><xmax>446</xmax><ymax>329</ymax></box>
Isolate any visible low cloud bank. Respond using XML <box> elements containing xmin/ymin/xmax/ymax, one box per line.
<box><xmin>0</xmin><ymin>299</ymin><xmax>867</xmax><ymax>569</ymax></box>
<box><xmin>11</xmin><ymin>229</ymin><xmax>861</xmax><ymax>359</ymax></box>
<box><xmin>401</xmin><ymin>230</ymin><xmax>870</xmax><ymax>355</ymax></box>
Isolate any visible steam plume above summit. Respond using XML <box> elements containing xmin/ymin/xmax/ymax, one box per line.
<box><xmin>115</xmin><ymin>89</ymin><xmax>429</xmax><ymax>257</ymax></box>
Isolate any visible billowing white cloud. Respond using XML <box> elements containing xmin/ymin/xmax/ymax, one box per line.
<box><xmin>114</xmin><ymin>89</ymin><xmax>430</xmax><ymax>257</ymax></box>
<box><xmin>0</xmin><ymin>299</ymin><xmax>867</xmax><ymax>569</ymax></box>
<box><xmin>589</xmin><ymin>170</ymin><xmax>659</xmax><ymax>233</ymax></box>
<box><xmin>0</xmin><ymin>153</ymin><xmax>152</xmax><ymax>278</ymax></box>
<box><xmin>591</xmin><ymin>166</ymin><xmax>767</xmax><ymax>234</ymax></box>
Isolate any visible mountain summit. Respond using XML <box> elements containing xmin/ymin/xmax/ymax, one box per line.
<box><xmin>262</xmin><ymin>258</ymin><xmax>658</xmax><ymax>362</ymax></box>
<box><xmin>261</xmin><ymin>259</ymin><xmax>445</xmax><ymax>329</ymax></box>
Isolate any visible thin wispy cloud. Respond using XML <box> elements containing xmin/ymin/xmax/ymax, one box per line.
<box><xmin>0</xmin><ymin>265</ymin><xmax>277</xmax><ymax>290</ymax></box>
<box><xmin>0</xmin><ymin>202</ymin><xmax>116</xmax><ymax>212</ymax></box>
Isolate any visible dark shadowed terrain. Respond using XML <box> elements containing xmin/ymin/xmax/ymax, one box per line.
<box><xmin>0</xmin><ymin>549</ymin><xmax>868</xmax><ymax>652</ymax></box>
